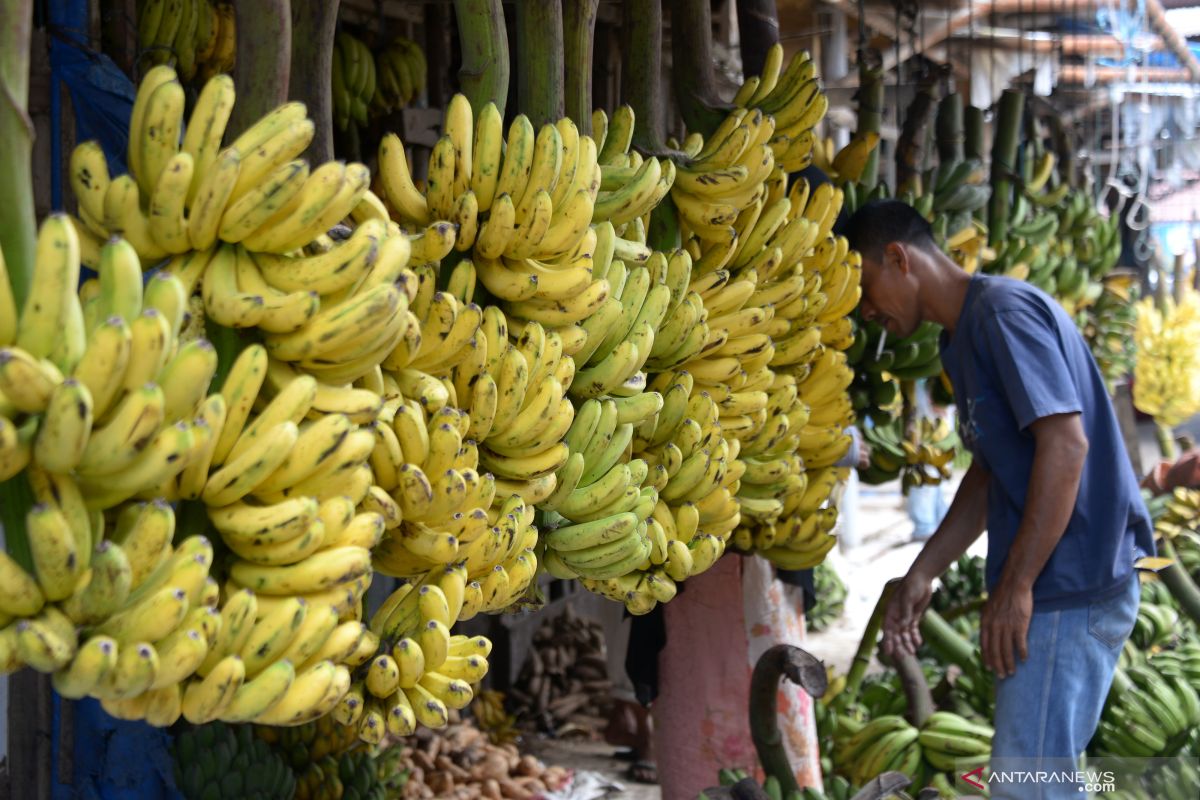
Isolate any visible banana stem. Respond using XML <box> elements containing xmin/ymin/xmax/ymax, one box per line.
<box><xmin>454</xmin><ymin>0</ymin><xmax>511</xmax><ymax>118</ymax></box>
<box><xmin>935</xmin><ymin>92</ymin><xmax>964</xmax><ymax>165</ymax></box>
<box><xmin>735</xmin><ymin>0</ymin><xmax>780</xmax><ymax>79</ymax></box>
<box><xmin>562</xmin><ymin>0</ymin><xmax>598</xmax><ymax>133</ymax></box>
<box><xmin>840</xmin><ymin>579</ymin><xmax>897</xmax><ymax>707</ymax></box>
<box><xmin>855</xmin><ymin>52</ymin><xmax>884</xmax><ymax>190</ymax></box>
<box><xmin>895</xmin><ymin>70</ymin><xmax>942</xmax><ymax>195</ymax></box>
<box><xmin>964</xmin><ymin>104</ymin><xmax>986</xmax><ymax>162</ymax></box>
<box><xmin>749</xmin><ymin>644</ymin><xmax>827</xmax><ymax>797</ymax></box>
<box><xmin>288</xmin><ymin>0</ymin><xmax>339</xmax><ymax>164</ymax></box>
<box><xmin>988</xmin><ymin>89</ymin><xmax>1025</xmax><ymax>247</ymax></box>
<box><xmin>1158</xmin><ymin>538</ymin><xmax>1200</xmax><ymax>626</ymax></box>
<box><xmin>918</xmin><ymin>607</ymin><xmax>980</xmax><ymax>678</ymax></box>
<box><xmin>515</xmin><ymin>0</ymin><xmax>564</xmax><ymax>128</ymax></box>
<box><xmin>622</xmin><ymin>0</ymin><xmax>670</xmax><ymax>153</ymax></box>
<box><xmin>891</xmin><ymin>651</ymin><xmax>935</xmax><ymax>727</ymax></box>
<box><xmin>669</xmin><ymin>0</ymin><xmax>730</xmax><ymax>136</ymax></box>
<box><xmin>228</xmin><ymin>0</ymin><xmax>292</xmax><ymax>140</ymax></box>
<box><xmin>1156</xmin><ymin>423</ymin><xmax>1177</xmax><ymax>460</ymax></box>
<box><xmin>0</xmin><ymin>0</ymin><xmax>37</xmax><ymax>308</ymax></box>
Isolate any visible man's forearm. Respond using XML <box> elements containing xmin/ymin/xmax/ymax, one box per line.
<box><xmin>908</xmin><ymin>460</ymin><xmax>989</xmax><ymax>582</ymax></box>
<box><xmin>996</xmin><ymin>423</ymin><xmax>1087</xmax><ymax>592</ymax></box>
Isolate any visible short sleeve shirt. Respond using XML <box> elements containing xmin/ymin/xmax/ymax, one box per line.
<box><xmin>939</xmin><ymin>274</ymin><xmax>1154</xmax><ymax>609</ymax></box>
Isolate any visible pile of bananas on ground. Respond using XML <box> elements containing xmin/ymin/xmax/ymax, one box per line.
<box><xmin>371</xmin><ymin>36</ymin><xmax>427</xmax><ymax>115</ymax></box>
<box><xmin>830</xmin><ymin>710</ymin><xmax>991</xmax><ymax>795</ymax></box>
<box><xmin>1132</xmin><ymin>287</ymin><xmax>1200</xmax><ymax>428</ymax></box>
<box><xmin>137</xmin><ymin>0</ymin><xmax>235</xmax><ymax>81</ymax></box>
<box><xmin>860</xmin><ymin>415</ymin><xmax>957</xmax><ymax>491</ymax></box>
<box><xmin>1092</xmin><ymin>657</ymin><xmax>1200</xmax><ymax>758</ymax></box>
<box><xmin>1130</xmin><ymin>582</ymin><xmax>1181</xmax><ymax>651</ymax></box>
<box><xmin>174</xmin><ymin>721</ymin><xmax>296</xmax><ymax>800</ymax></box>
<box><xmin>333</xmin><ymin>32</ymin><xmax>377</xmax><ymax>132</ymax></box>
<box><xmin>1154</xmin><ymin>487</ymin><xmax>1200</xmax><ymax>578</ymax></box>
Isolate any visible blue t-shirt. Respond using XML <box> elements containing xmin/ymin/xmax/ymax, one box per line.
<box><xmin>939</xmin><ymin>274</ymin><xmax>1154</xmax><ymax>610</ymax></box>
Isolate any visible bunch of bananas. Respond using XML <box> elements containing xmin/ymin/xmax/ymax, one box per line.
<box><xmin>293</xmin><ymin>751</ymin><xmax>385</xmax><ymax>800</ymax></box>
<box><xmin>471</xmin><ymin>688</ymin><xmax>520</xmax><ymax>744</ymax></box>
<box><xmin>68</xmin><ymin>66</ymin><xmax>383</xmax><ymax>268</ymax></box>
<box><xmin>727</xmin><ymin>44</ymin><xmax>830</xmax><ymax>173</ymax></box>
<box><xmin>137</xmin><ymin>0</ymin><xmax>234</xmax><ymax>81</ymax></box>
<box><xmin>850</xmin><ymin>320</ymin><xmax>943</xmax><ymax>384</ymax></box>
<box><xmin>333</xmin><ymin>32</ymin><xmax>377</xmax><ymax>131</ymax></box>
<box><xmin>929</xmin><ymin>554</ymin><xmax>987</xmax><ymax>616</ymax></box>
<box><xmin>1131</xmin><ymin>597</ymin><xmax>1180</xmax><ymax>651</ymax></box>
<box><xmin>832</xmin><ymin>713</ymin><xmax>924</xmax><ymax>788</ymax></box>
<box><xmin>371</xmin><ymin>36</ymin><xmax>427</xmax><ymax>115</ymax></box>
<box><xmin>916</xmin><ymin>711</ymin><xmax>992</xmax><ymax>775</ymax></box>
<box><xmin>173</xmin><ymin>721</ymin><xmax>296</xmax><ymax>800</ymax></box>
<box><xmin>256</xmin><ymin>712</ymin><xmax>359</xmax><ymax>768</ymax></box>
<box><xmin>1093</xmin><ymin>659</ymin><xmax>1200</xmax><ymax>757</ymax></box>
<box><xmin>1132</xmin><ymin>288</ymin><xmax>1200</xmax><ymax>428</ymax></box>
<box><xmin>338</xmin><ymin>565</ymin><xmax>497</xmax><ymax>742</ymax></box>
<box><xmin>1081</xmin><ymin>272</ymin><xmax>1140</xmax><ymax>391</ymax></box>
<box><xmin>860</xmin><ymin>415</ymin><xmax>957</xmax><ymax>491</ymax></box>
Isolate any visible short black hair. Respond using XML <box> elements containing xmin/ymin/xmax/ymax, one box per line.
<box><xmin>838</xmin><ymin>199</ymin><xmax>936</xmax><ymax>263</ymax></box>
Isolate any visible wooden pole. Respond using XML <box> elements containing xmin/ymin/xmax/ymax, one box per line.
<box><xmin>228</xmin><ymin>0</ymin><xmax>292</xmax><ymax>140</ymax></box>
<box><xmin>289</xmin><ymin>0</ymin><xmax>339</xmax><ymax>164</ymax></box>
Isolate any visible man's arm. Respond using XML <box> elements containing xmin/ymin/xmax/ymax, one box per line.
<box><xmin>882</xmin><ymin>458</ymin><xmax>990</xmax><ymax>658</ymax></box>
<box><xmin>982</xmin><ymin>412</ymin><xmax>1088</xmax><ymax>677</ymax></box>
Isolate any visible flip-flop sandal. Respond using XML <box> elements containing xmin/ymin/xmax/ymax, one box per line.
<box><xmin>626</xmin><ymin>760</ymin><xmax>658</xmax><ymax>784</ymax></box>
<box><xmin>611</xmin><ymin>748</ymin><xmax>638</xmax><ymax>762</ymax></box>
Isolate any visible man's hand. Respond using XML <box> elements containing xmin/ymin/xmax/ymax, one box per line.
<box><xmin>980</xmin><ymin>580</ymin><xmax>1033</xmax><ymax>678</ymax></box>
<box><xmin>881</xmin><ymin>572</ymin><xmax>933</xmax><ymax>659</ymax></box>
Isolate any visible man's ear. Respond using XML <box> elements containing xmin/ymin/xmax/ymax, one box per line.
<box><xmin>885</xmin><ymin>241</ymin><xmax>909</xmax><ymax>274</ymax></box>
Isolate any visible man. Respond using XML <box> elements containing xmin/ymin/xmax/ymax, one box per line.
<box><xmin>842</xmin><ymin>200</ymin><xmax>1152</xmax><ymax>797</ymax></box>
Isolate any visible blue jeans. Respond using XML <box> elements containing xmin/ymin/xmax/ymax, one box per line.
<box><xmin>988</xmin><ymin>574</ymin><xmax>1140</xmax><ymax>799</ymax></box>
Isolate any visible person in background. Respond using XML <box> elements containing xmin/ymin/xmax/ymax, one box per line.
<box><xmin>845</xmin><ymin>200</ymin><xmax>1152</xmax><ymax>799</ymax></box>
<box><xmin>907</xmin><ymin>379</ymin><xmax>950</xmax><ymax>541</ymax></box>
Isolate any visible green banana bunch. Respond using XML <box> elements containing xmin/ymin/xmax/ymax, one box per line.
<box><xmin>916</xmin><ymin>710</ymin><xmax>992</xmax><ymax>773</ymax></box>
<box><xmin>137</xmin><ymin>0</ymin><xmax>217</xmax><ymax>80</ymax></box>
<box><xmin>333</xmin><ymin>31</ymin><xmax>377</xmax><ymax>130</ymax></box>
<box><xmin>173</xmin><ymin>721</ymin><xmax>296</xmax><ymax>800</ymax></box>
<box><xmin>1080</xmin><ymin>272</ymin><xmax>1139</xmax><ymax>392</ymax></box>
<box><xmin>1094</xmin><ymin>658</ymin><xmax>1200</xmax><ymax>757</ymax></box>
<box><xmin>371</xmin><ymin>36</ymin><xmax>428</xmax><ymax>114</ymax></box>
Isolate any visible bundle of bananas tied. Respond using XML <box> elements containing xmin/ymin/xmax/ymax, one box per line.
<box><xmin>860</xmin><ymin>415</ymin><xmax>957</xmax><ymax>491</ymax></box>
<box><xmin>1093</xmin><ymin>659</ymin><xmax>1200</xmax><ymax>757</ymax></box>
<box><xmin>137</xmin><ymin>0</ymin><xmax>234</xmax><ymax>81</ymax></box>
<box><xmin>371</xmin><ymin>36</ymin><xmax>428</xmax><ymax>115</ymax></box>
<box><xmin>1132</xmin><ymin>288</ymin><xmax>1200</xmax><ymax>428</ymax></box>
<box><xmin>333</xmin><ymin>32</ymin><xmax>377</xmax><ymax>131</ymax></box>
<box><xmin>173</xmin><ymin>721</ymin><xmax>296</xmax><ymax>800</ymax></box>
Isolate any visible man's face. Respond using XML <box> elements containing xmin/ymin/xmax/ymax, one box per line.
<box><xmin>858</xmin><ymin>242</ymin><xmax>923</xmax><ymax>339</ymax></box>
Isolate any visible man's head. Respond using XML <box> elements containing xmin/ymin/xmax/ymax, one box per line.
<box><xmin>840</xmin><ymin>199</ymin><xmax>944</xmax><ymax>338</ymax></box>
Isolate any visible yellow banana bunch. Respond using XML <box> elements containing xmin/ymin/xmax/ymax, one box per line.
<box><xmin>1133</xmin><ymin>290</ymin><xmax>1200</xmax><ymax>428</ymax></box>
<box><xmin>69</xmin><ymin>69</ymin><xmax>381</xmax><ymax>267</ymax></box>
<box><xmin>728</xmin><ymin>44</ymin><xmax>827</xmax><ymax>172</ymax></box>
